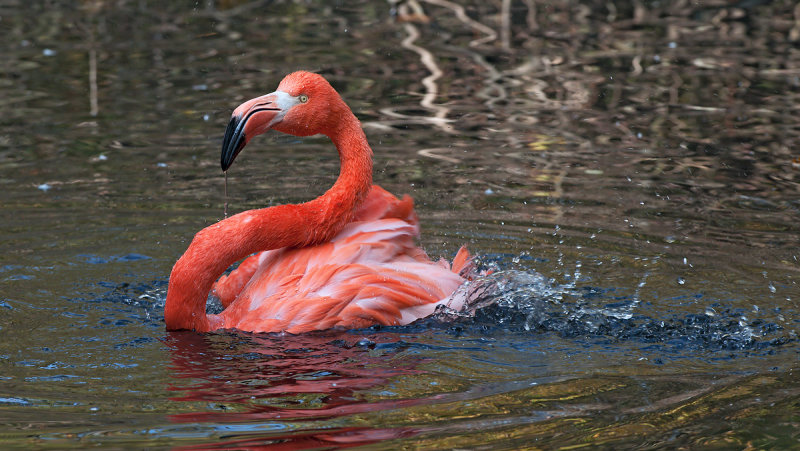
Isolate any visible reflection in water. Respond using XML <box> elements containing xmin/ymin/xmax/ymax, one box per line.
<box><xmin>174</xmin><ymin>427</ymin><xmax>412</xmax><ymax>450</ymax></box>
<box><xmin>164</xmin><ymin>331</ymin><xmax>433</xmax><ymax>447</ymax></box>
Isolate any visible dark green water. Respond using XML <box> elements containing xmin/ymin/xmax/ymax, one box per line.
<box><xmin>1</xmin><ymin>1</ymin><xmax>798</xmax><ymax>448</ymax></box>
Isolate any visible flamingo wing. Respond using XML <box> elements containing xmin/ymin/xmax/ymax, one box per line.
<box><xmin>209</xmin><ymin>186</ymin><xmax>470</xmax><ymax>333</ymax></box>
<box><xmin>212</xmin><ymin>253</ymin><xmax>261</xmax><ymax>308</ymax></box>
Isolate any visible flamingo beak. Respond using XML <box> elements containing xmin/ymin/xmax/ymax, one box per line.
<box><xmin>220</xmin><ymin>92</ymin><xmax>283</xmax><ymax>171</ymax></box>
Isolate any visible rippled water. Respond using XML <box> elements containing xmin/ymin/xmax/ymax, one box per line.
<box><xmin>1</xmin><ymin>1</ymin><xmax>798</xmax><ymax>448</ymax></box>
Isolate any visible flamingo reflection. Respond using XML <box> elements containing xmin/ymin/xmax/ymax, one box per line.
<box><xmin>164</xmin><ymin>330</ymin><xmax>445</xmax><ymax>448</ymax></box>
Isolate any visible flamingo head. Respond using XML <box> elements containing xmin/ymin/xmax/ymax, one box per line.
<box><xmin>220</xmin><ymin>71</ymin><xmax>343</xmax><ymax>171</ymax></box>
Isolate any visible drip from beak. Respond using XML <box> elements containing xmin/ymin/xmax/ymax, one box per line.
<box><xmin>220</xmin><ymin>93</ymin><xmax>282</xmax><ymax>171</ymax></box>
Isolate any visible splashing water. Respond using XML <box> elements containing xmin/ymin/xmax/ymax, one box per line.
<box><xmin>437</xmin><ymin>270</ymin><xmax>563</xmax><ymax>331</ymax></box>
<box><xmin>434</xmin><ymin>267</ymin><xmax>793</xmax><ymax>354</ymax></box>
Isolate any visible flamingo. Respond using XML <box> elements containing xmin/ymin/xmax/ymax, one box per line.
<box><xmin>164</xmin><ymin>71</ymin><xmax>473</xmax><ymax>333</ymax></box>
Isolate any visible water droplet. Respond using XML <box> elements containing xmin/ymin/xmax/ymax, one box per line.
<box><xmin>98</xmin><ymin>154</ymin><xmax>108</xmax><ymax>161</ymax></box>
<box><xmin>37</xmin><ymin>183</ymin><xmax>51</xmax><ymax>192</ymax></box>
<box><xmin>42</xmin><ymin>48</ymin><xmax>56</xmax><ymax>56</ymax></box>
<box><xmin>668</xmin><ymin>41</ymin><xmax>677</xmax><ymax>49</ymax></box>
<box><xmin>677</xmin><ymin>277</ymin><xmax>685</xmax><ymax>285</ymax></box>
<box><xmin>203</xmin><ymin>114</ymin><xmax>210</xmax><ymax>121</ymax></box>
<box><xmin>768</xmin><ymin>283</ymin><xmax>776</xmax><ymax>293</ymax></box>
<box><xmin>484</xmin><ymin>188</ymin><xmax>494</xmax><ymax>195</ymax></box>
<box><xmin>157</xmin><ymin>162</ymin><xmax>168</xmax><ymax>168</ymax></box>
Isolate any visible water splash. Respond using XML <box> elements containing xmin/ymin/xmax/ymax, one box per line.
<box><xmin>435</xmin><ymin>268</ymin><xmax>794</xmax><ymax>353</ymax></box>
<box><xmin>437</xmin><ymin>270</ymin><xmax>565</xmax><ymax>332</ymax></box>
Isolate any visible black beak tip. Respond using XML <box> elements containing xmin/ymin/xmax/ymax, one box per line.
<box><xmin>220</xmin><ymin>115</ymin><xmax>246</xmax><ymax>172</ymax></box>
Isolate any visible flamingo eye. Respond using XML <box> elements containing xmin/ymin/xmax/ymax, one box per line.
<box><xmin>298</xmin><ymin>94</ymin><xmax>309</xmax><ymax>103</ymax></box>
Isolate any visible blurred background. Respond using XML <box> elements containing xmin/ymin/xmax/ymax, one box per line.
<box><xmin>0</xmin><ymin>0</ymin><xmax>798</xmax><ymax>448</ymax></box>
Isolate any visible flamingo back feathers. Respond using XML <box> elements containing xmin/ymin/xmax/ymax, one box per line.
<box><xmin>209</xmin><ymin>185</ymin><xmax>472</xmax><ymax>333</ymax></box>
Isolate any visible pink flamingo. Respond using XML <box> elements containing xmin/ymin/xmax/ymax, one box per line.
<box><xmin>165</xmin><ymin>71</ymin><xmax>472</xmax><ymax>333</ymax></box>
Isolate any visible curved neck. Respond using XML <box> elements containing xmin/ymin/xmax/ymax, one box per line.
<box><xmin>306</xmin><ymin>111</ymin><xmax>373</xmax><ymax>238</ymax></box>
<box><xmin>165</xmin><ymin>109</ymin><xmax>373</xmax><ymax>331</ymax></box>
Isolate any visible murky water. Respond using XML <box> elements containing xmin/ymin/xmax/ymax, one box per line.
<box><xmin>1</xmin><ymin>1</ymin><xmax>798</xmax><ymax>448</ymax></box>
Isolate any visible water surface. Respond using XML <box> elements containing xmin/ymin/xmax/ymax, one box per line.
<box><xmin>1</xmin><ymin>1</ymin><xmax>798</xmax><ymax>448</ymax></box>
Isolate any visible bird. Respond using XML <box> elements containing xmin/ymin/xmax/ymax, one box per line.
<box><xmin>164</xmin><ymin>71</ymin><xmax>473</xmax><ymax>333</ymax></box>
